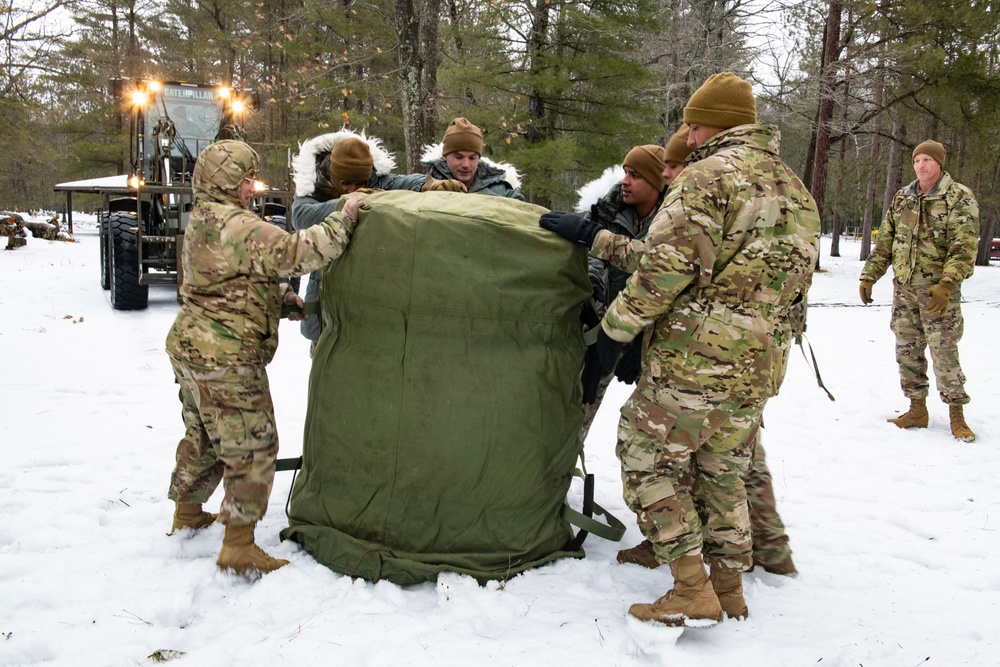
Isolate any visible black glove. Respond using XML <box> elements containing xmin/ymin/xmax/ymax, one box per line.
<box><xmin>539</xmin><ymin>211</ymin><xmax>600</xmax><ymax>247</ymax></box>
<box><xmin>614</xmin><ymin>334</ymin><xmax>643</xmax><ymax>385</ymax></box>
<box><xmin>581</xmin><ymin>346</ymin><xmax>605</xmax><ymax>404</ymax></box>
<box><xmin>595</xmin><ymin>327</ymin><xmax>625</xmax><ymax>373</ymax></box>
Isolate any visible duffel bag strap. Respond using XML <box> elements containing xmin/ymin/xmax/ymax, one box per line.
<box><xmin>562</xmin><ymin>467</ymin><xmax>626</xmax><ymax>549</ymax></box>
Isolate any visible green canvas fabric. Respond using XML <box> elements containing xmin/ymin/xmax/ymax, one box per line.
<box><xmin>281</xmin><ymin>190</ymin><xmax>592</xmax><ymax>585</ymax></box>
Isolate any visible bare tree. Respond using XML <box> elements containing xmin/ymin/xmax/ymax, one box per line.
<box><xmin>395</xmin><ymin>0</ymin><xmax>441</xmax><ymax>171</ymax></box>
<box><xmin>807</xmin><ymin>0</ymin><xmax>841</xmax><ymax>234</ymax></box>
<box><xmin>1</xmin><ymin>0</ymin><xmax>70</xmax><ymax>98</ymax></box>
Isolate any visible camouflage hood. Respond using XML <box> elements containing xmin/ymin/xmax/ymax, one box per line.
<box><xmin>192</xmin><ymin>140</ymin><xmax>261</xmax><ymax>207</ymax></box>
<box><xmin>687</xmin><ymin>124</ymin><xmax>781</xmax><ymax>164</ymax></box>
<box><xmin>292</xmin><ymin>130</ymin><xmax>397</xmax><ymax>198</ymax></box>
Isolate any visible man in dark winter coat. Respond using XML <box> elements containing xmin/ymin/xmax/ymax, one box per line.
<box><xmin>290</xmin><ymin>131</ymin><xmax>463</xmax><ymax>353</ymax></box>
<box><xmin>547</xmin><ymin>140</ymin><xmax>678</xmax><ymax>441</ymax></box>
<box><xmin>421</xmin><ymin>117</ymin><xmax>525</xmax><ymax>200</ymax></box>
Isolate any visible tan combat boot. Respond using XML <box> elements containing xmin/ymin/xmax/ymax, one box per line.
<box><xmin>617</xmin><ymin>540</ymin><xmax>662</xmax><ymax>569</ymax></box>
<box><xmin>170</xmin><ymin>503</ymin><xmax>217</xmax><ymax>534</ymax></box>
<box><xmin>707</xmin><ymin>559</ymin><xmax>748</xmax><ymax>620</ymax></box>
<box><xmin>887</xmin><ymin>398</ymin><xmax>928</xmax><ymax>429</ymax></box>
<box><xmin>628</xmin><ymin>554</ymin><xmax>723</xmax><ymax>627</ymax></box>
<box><xmin>949</xmin><ymin>405</ymin><xmax>975</xmax><ymax>442</ymax></box>
<box><xmin>217</xmin><ymin>523</ymin><xmax>289</xmax><ymax>576</ymax></box>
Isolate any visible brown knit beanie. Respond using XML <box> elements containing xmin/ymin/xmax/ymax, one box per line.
<box><xmin>662</xmin><ymin>124</ymin><xmax>694</xmax><ymax>164</ymax></box>
<box><xmin>683</xmin><ymin>72</ymin><xmax>757</xmax><ymax>129</ymax></box>
<box><xmin>912</xmin><ymin>140</ymin><xmax>946</xmax><ymax>168</ymax></box>
<box><xmin>328</xmin><ymin>137</ymin><xmax>373</xmax><ymax>190</ymax></box>
<box><xmin>442</xmin><ymin>117</ymin><xmax>485</xmax><ymax>156</ymax></box>
<box><xmin>623</xmin><ymin>144</ymin><xmax>667</xmax><ymax>192</ymax></box>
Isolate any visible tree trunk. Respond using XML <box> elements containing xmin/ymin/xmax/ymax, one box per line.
<box><xmin>829</xmin><ymin>78</ymin><xmax>850</xmax><ymax>258</ymax></box>
<box><xmin>860</xmin><ymin>129</ymin><xmax>882</xmax><ymax>261</ymax></box>
<box><xmin>395</xmin><ymin>0</ymin><xmax>441</xmax><ymax>172</ymax></box>
<box><xmin>882</xmin><ymin>117</ymin><xmax>905</xmax><ymax>238</ymax></box>
<box><xmin>975</xmin><ymin>153</ymin><xmax>1000</xmax><ymax>265</ymax></box>
<box><xmin>525</xmin><ymin>0</ymin><xmax>552</xmax><ymax>146</ymax></box>
<box><xmin>809</xmin><ymin>0</ymin><xmax>842</xmax><ymax>256</ymax></box>
<box><xmin>860</xmin><ymin>67</ymin><xmax>886</xmax><ymax>261</ymax></box>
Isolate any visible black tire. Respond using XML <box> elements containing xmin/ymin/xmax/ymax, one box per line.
<box><xmin>99</xmin><ymin>214</ymin><xmax>110</xmax><ymax>290</ymax></box>
<box><xmin>109</xmin><ymin>211</ymin><xmax>149</xmax><ymax>310</ymax></box>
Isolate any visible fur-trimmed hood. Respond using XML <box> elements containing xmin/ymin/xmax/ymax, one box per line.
<box><xmin>420</xmin><ymin>142</ymin><xmax>522</xmax><ymax>190</ymax></box>
<box><xmin>575</xmin><ymin>165</ymin><xmax>624</xmax><ymax>213</ymax></box>
<box><xmin>292</xmin><ymin>129</ymin><xmax>397</xmax><ymax>198</ymax></box>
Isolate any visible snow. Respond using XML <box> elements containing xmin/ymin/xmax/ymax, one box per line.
<box><xmin>2</xmin><ymin>214</ymin><xmax>999</xmax><ymax>667</ymax></box>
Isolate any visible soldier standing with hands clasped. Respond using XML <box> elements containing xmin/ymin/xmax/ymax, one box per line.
<box><xmin>165</xmin><ymin>140</ymin><xmax>367</xmax><ymax>577</ymax></box>
<box><xmin>859</xmin><ymin>139</ymin><xmax>978</xmax><ymax>442</ymax></box>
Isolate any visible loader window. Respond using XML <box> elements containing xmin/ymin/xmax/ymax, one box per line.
<box><xmin>161</xmin><ymin>97</ymin><xmax>222</xmax><ymax>157</ymax></box>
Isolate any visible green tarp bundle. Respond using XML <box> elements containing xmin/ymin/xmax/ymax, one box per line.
<box><xmin>281</xmin><ymin>190</ymin><xmax>593</xmax><ymax>585</ymax></box>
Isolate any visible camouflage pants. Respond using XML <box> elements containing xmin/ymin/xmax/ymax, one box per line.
<box><xmin>167</xmin><ymin>358</ymin><xmax>279</xmax><ymax>526</ymax></box>
<box><xmin>890</xmin><ymin>280</ymin><xmax>969</xmax><ymax>405</ymax></box>
<box><xmin>745</xmin><ymin>431</ymin><xmax>792</xmax><ymax>566</ymax></box>
<box><xmin>616</xmin><ymin>386</ymin><xmax>764</xmax><ymax>570</ymax></box>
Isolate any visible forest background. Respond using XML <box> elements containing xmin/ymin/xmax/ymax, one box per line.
<box><xmin>4</xmin><ymin>0</ymin><xmax>1000</xmax><ymax>262</ymax></box>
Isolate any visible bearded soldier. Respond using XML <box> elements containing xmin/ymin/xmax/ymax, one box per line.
<box><xmin>860</xmin><ymin>140</ymin><xmax>978</xmax><ymax>441</ymax></box>
<box><xmin>166</xmin><ymin>140</ymin><xmax>367</xmax><ymax>576</ymax></box>
<box><xmin>540</xmin><ymin>73</ymin><xmax>820</xmax><ymax>626</ymax></box>
<box><xmin>542</xmin><ymin>139</ymin><xmax>677</xmax><ymax>440</ymax></box>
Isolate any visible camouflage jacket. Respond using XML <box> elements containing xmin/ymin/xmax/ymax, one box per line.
<box><xmin>423</xmin><ymin>157</ymin><xmax>525</xmax><ymax>200</ymax></box>
<box><xmin>601</xmin><ymin>124</ymin><xmax>820</xmax><ymax>403</ymax></box>
<box><xmin>861</xmin><ymin>173</ymin><xmax>979</xmax><ymax>287</ymax></box>
<box><xmin>167</xmin><ymin>142</ymin><xmax>357</xmax><ymax>368</ymax></box>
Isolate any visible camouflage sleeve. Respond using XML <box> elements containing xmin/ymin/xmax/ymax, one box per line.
<box><xmin>942</xmin><ymin>183</ymin><xmax>979</xmax><ymax>285</ymax></box>
<box><xmin>602</xmin><ymin>195</ymin><xmax>705</xmax><ymax>342</ymax></box>
<box><xmin>860</xmin><ymin>191</ymin><xmax>899</xmax><ymax>283</ymax></box>
<box><xmin>223</xmin><ymin>208</ymin><xmax>357</xmax><ymax>279</ymax></box>
<box><xmin>591</xmin><ymin>229</ymin><xmax>645</xmax><ymax>274</ymax></box>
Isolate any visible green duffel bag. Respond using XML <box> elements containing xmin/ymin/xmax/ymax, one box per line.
<box><xmin>281</xmin><ymin>190</ymin><xmax>603</xmax><ymax>585</ymax></box>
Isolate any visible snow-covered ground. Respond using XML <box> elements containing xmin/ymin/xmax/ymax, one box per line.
<box><xmin>2</xmin><ymin>214</ymin><xmax>998</xmax><ymax>666</ymax></box>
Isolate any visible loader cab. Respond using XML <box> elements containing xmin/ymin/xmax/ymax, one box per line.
<box><xmin>110</xmin><ymin>78</ymin><xmax>260</xmax><ymax>187</ymax></box>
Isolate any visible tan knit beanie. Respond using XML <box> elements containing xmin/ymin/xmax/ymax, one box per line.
<box><xmin>442</xmin><ymin>117</ymin><xmax>485</xmax><ymax>156</ymax></box>
<box><xmin>662</xmin><ymin>124</ymin><xmax>694</xmax><ymax>164</ymax></box>
<box><xmin>912</xmin><ymin>140</ymin><xmax>946</xmax><ymax>168</ymax></box>
<box><xmin>623</xmin><ymin>144</ymin><xmax>667</xmax><ymax>192</ymax></box>
<box><xmin>328</xmin><ymin>137</ymin><xmax>374</xmax><ymax>190</ymax></box>
<box><xmin>683</xmin><ymin>72</ymin><xmax>757</xmax><ymax>129</ymax></box>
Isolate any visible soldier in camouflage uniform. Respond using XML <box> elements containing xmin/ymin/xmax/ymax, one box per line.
<box><xmin>166</xmin><ymin>140</ymin><xmax>367</xmax><ymax>577</ymax></box>
<box><xmin>542</xmin><ymin>73</ymin><xmax>820</xmax><ymax>626</ymax></box>
<box><xmin>860</xmin><ymin>140</ymin><xmax>978</xmax><ymax>442</ymax></box>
